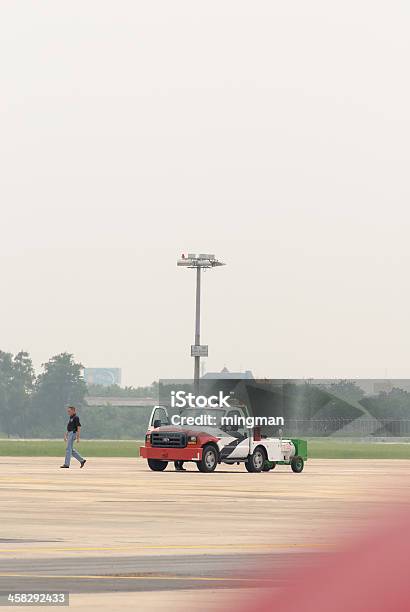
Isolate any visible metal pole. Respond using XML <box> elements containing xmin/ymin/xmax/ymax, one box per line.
<box><xmin>194</xmin><ymin>266</ymin><xmax>201</xmax><ymax>393</ymax></box>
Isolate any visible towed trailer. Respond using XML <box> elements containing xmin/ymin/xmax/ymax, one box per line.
<box><xmin>140</xmin><ymin>405</ymin><xmax>307</xmax><ymax>473</ymax></box>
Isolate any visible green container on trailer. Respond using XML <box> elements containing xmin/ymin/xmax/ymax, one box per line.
<box><xmin>291</xmin><ymin>439</ymin><xmax>308</xmax><ymax>461</ymax></box>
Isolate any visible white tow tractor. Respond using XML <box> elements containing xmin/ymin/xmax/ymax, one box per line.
<box><xmin>140</xmin><ymin>404</ymin><xmax>307</xmax><ymax>473</ymax></box>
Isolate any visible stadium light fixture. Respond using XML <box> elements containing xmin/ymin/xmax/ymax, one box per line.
<box><xmin>177</xmin><ymin>253</ymin><xmax>225</xmax><ymax>391</ymax></box>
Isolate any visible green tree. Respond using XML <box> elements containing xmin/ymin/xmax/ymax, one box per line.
<box><xmin>31</xmin><ymin>353</ymin><xmax>87</xmax><ymax>436</ymax></box>
<box><xmin>328</xmin><ymin>380</ymin><xmax>365</xmax><ymax>403</ymax></box>
<box><xmin>0</xmin><ymin>351</ymin><xmax>14</xmax><ymax>435</ymax></box>
<box><xmin>362</xmin><ymin>388</ymin><xmax>410</xmax><ymax>420</ymax></box>
<box><xmin>9</xmin><ymin>351</ymin><xmax>35</xmax><ymax>436</ymax></box>
<box><xmin>0</xmin><ymin>351</ymin><xmax>35</xmax><ymax>436</ymax></box>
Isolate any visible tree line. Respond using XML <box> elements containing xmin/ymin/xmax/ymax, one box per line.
<box><xmin>86</xmin><ymin>382</ymin><xmax>157</xmax><ymax>398</ymax></box>
<box><xmin>0</xmin><ymin>350</ymin><xmax>155</xmax><ymax>439</ymax></box>
<box><xmin>1</xmin><ymin>351</ymin><xmax>410</xmax><ymax>439</ymax></box>
<box><xmin>0</xmin><ymin>351</ymin><xmax>87</xmax><ymax>438</ymax></box>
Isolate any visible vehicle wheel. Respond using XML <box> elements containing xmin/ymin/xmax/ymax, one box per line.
<box><xmin>147</xmin><ymin>459</ymin><xmax>168</xmax><ymax>471</ymax></box>
<box><xmin>245</xmin><ymin>447</ymin><xmax>266</xmax><ymax>473</ymax></box>
<box><xmin>197</xmin><ymin>445</ymin><xmax>218</xmax><ymax>473</ymax></box>
<box><xmin>291</xmin><ymin>456</ymin><xmax>304</xmax><ymax>473</ymax></box>
<box><xmin>263</xmin><ymin>461</ymin><xmax>276</xmax><ymax>471</ymax></box>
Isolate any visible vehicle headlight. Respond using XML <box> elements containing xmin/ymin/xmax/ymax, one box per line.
<box><xmin>187</xmin><ymin>436</ymin><xmax>197</xmax><ymax>445</ymax></box>
<box><xmin>145</xmin><ymin>433</ymin><xmax>151</xmax><ymax>443</ymax></box>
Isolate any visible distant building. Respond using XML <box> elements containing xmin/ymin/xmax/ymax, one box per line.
<box><xmin>202</xmin><ymin>367</ymin><xmax>254</xmax><ymax>380</ymax></box>
<box><xmin>84</xmin><ymin>368</ymin><xmax>122</xmax><ymax>387</ymax></box>
<box><xmin>85</xmin><ymin>396</ymin><xmax>154</xmax><ymax>407</ymax></box>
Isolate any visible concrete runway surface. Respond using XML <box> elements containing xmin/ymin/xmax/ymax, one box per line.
<box><xmin>0</xmin><ymin>457</ymin><xmax>408</xmax><ymax>610</ymax></box>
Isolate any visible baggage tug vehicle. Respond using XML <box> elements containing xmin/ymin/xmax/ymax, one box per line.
<box><xmin>140</xmin><ymin>404</ymin><xmax>307</xmax><ymax>473</ymax></box>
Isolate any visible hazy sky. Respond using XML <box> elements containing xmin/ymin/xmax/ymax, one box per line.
<box><xmin>1</xmin><ymin>1</ymin><xmax>410</xmax><ymax>385</ymax></box>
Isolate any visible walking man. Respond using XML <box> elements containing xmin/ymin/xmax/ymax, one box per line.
<box><xmin>60</xmin><ymin>406</ymin><xmax>86</xmax><ymax>469</ymax></box>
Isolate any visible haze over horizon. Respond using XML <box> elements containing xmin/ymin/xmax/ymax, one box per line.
<box><xmin>1</xmin><ymin>1</ymin><xmax>410</xmax><ymax>386</ymax></box>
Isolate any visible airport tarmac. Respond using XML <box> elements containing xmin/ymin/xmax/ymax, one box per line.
<box><xmin>0</xmin><ymin>457</ymin><xmax>408</xmax><ymax>610</ymax></box>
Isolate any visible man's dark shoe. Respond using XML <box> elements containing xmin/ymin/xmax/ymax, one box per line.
<box><xmin>174</xmin><ymin>462</ymin><xmax>186</xmax><ymax>472</ymax></box>
<box><xmin>80</xmin><ymin>460</ymin><xmax>87</xmax><ymax>469</ymax></box>
<box><xmin>60</xmin><ymin>465</ymin><xmax>69</xmax><ymax>468</ymax></box>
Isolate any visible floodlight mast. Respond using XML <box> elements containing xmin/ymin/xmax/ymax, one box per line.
<box><xmin>177</xmin><ymin>254</ymin><xmax>225</xmax><ymax>393</ymax></box>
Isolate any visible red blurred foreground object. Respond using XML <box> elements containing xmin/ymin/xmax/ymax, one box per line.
<box><xmin>236</xmin><ymin>508</ymin><xmax>410</xmax><ymax>612</ymax></box>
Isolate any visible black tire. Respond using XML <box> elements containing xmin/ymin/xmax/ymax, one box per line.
<box><xmin>263</xmin><ymin>461</ymin><xmax>276</xmax><ymax>472</ymax></box>
<box><xmin>147</xmin><ymin>459</ymin><xmax>168</xmax><ymax>471</ymax></box>
<box><xmin>197</xmin><ymin>445</ymin><xmax>218</xmax><ymax>473</ymax></box>
<box><xmin>245</xmin><ymin>447</ymin><xmax>266</xmax><ymax>473</ymax></box>
<box><xmin>291</xmin><ymin>456</ymin><xmax>304</xmax><ymax>473</ymax></box>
